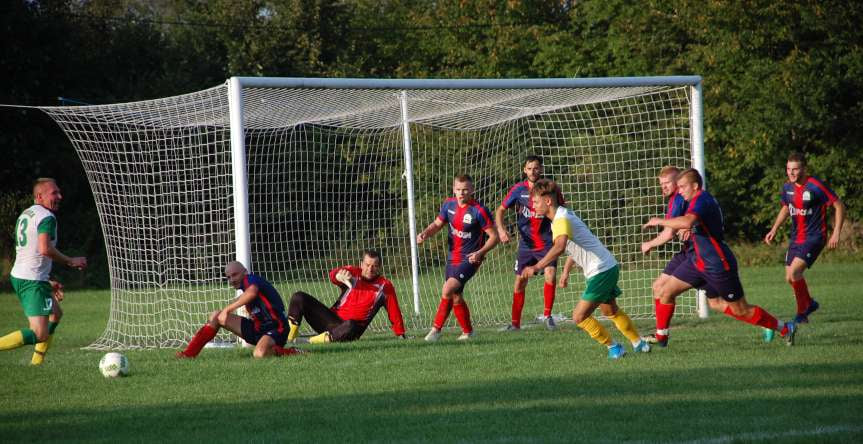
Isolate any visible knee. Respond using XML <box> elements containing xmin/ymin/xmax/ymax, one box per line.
<box><xmin>252</xmin><ymin>349</ymin><xmax>267</xmax><ymax>359</ymax></box>
<box><xmin>651</xmin><ymin>280</ymin><xmax>663</xmax><ymax>298</ymax></box>
<box><xmin>207</xmin><ymin>310</ymin><xmax>223</xmax><ymax>326</ymax></box>
<box><xmin>291</xmin><ymin>292</ymin><xmax>307</xmax><ymax>304</ymax></box>
<box><xmin>572</xmin><ymin>309</ymin><xmax>588</xmax><ymax>324</ymax></box>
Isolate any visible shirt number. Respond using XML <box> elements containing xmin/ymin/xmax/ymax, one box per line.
<box><xmin>15</xmin><ymin>217</ymin><xmax>28</xmax><ymax>247</ymax></box>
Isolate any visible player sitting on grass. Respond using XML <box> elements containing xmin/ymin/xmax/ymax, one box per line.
<box><xmin>285</xmin><ymin>249</ymin><xmax>406</xmax><ymax>343</ymax></box>
<box><xmin>642</xmin><ymin>168</ymin><xmax>798</xmax><ymax>346</ymax></box>
<box><xmin>176</xmin><ymin>261</ymin><xmax>302</xmax><ymax>358</ymax></box>
<box><xmin>521</xmin><ymin>179</ymin><xmax>651</xmax><ymax>359</ymax></box>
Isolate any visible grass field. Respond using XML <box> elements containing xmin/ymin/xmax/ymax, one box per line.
<box><xmin>2</xmin><ymin>263</ymin><xmax>862</xmax><ymax>443</ymax></box>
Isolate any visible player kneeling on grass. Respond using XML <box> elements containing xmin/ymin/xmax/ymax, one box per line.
<box><xmin>642</xmin><ymin>168</ymin><xmax>797</xmax><ymax>347</ymax></box>
<box><xmin>521</xmin><ymin>179</ymin><xmax>650</xmax><ymax>359</ymax></box>
<box><xmin>177</xmin><ymin>261</ymin><xmax>302</xmax><ymax>359</ymax></box>
<box><xmin>285</xmin><ymin>249</ymin><xmax>406</xmax><ymax>344</ymax></box>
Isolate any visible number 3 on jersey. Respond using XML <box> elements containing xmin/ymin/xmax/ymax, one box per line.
<box><xmin>15</xmin><ymin>217</ymin><xmax>29</xmax><ymax>247</ymax></box>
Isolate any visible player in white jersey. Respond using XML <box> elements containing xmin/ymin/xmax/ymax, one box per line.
<box><xmin>1</xmin><ymin>178</ymin><xmax>87</xmax><ymax>364</ymax></box>
<box><xmin>520</xmin><ymin>179</ymin><xmax>650</xmax><ymax>359</ymax></box>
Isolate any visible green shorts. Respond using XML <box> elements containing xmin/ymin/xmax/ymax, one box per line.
<box><xmin>11</xmin><ymin>276</ymin><xmax>53</xmax><ymax>317</ymax></box>
<box><xmin>582</xmin><ymin>265</ymin><xmax>622</xmax><ymax>303</ymax></box>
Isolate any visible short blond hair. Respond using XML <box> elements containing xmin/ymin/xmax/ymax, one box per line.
<box><xmin>32</xmin><ymin>178</ymin><xmax>57</xmax><ymax>197</ymax></box>
<box><xmin>659</xmin><ymin>166</ymin><xmax>680</xmax><ymax>178</ymax></box>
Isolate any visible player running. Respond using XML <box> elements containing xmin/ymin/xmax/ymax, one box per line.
<box><xmin>285</xmin><ymin>249</ymin><xmax>406</xmax><ymax>343</ymax></box>
<box><xmin>521</xmin><ymin>179</ymin><xmax>651</xmax><ymax>359</ymax></box>
<box><xmin>764</xmin><ymin>152</ymin><xmax>845</xmax><ymax>327</ymax></box>
<box><xmin>418</xmin><ymin>174</ymin><xmax>498</xmax><ymax>341</ymax></box>
<box><xmin>177</xmin><ymin>261</ymin><xmax>303</xmax><ymax>358</ymax></box>
<box><xmin>643</xmin><ymin>169</ymin><xmax>798</xmax><ymax>346</ymax></box>
<box><xmin>495</xmin><ymin>155</ymin><xmax>560</xmax><ymax>331</ymax></box>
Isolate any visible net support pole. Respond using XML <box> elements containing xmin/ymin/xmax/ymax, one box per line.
<box><xmin>228</xmin><ymin>78</ymin><xmax>252</xmax><ymax>272</ymax></box>
<box><xmin>399</xmin><ymin>91</ymin><xmax>422</xmax><ymax>315</ymax></box>
<box><xmin>690</xmin><ymin>81</ymin><xmax>709</xmax><ymax>319</ymax></box>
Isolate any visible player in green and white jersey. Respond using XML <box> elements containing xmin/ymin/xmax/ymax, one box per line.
<box><xmin>1</xmin><ymin>178</ymin><xmax>87</xmax><ymax>364</ymax></box>
<box><xmin>521</xmin><ymin>179</ymin><xmax>650</xmax><ymax>359</ymax></box>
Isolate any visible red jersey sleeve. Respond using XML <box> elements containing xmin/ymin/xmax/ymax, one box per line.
<box><xmin>383</xmin><ymin>281</ymin><xmax>405</xmax><ymax>336</ymax></box>
<box><xmin>328</xmin><ymin>265</ymin><xmax>360</xmax><ymax>286</ymax></box>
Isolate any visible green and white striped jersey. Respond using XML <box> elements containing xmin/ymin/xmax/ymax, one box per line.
<box><xmin>11</xmin><ymin>204</ymin><xmax>58</xmax><ymax>282</ymax></box>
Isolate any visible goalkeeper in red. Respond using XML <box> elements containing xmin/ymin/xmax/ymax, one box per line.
<box><xmin>643</xmin><ymin>169</ymin><xmax>797</xmax><ymax>346</ymax></box>
<box><xmin>1</xmin><ymin>178</ymin><xmax>87</xmax><ymax>365</ymax></box>
<box><xmin>764</xmin><ymin>152</ymin><xmax>845</xmax><ymax>327</ymax></box>
<box><xmin>521</xmin><ymin>179</ymin><xmax>651</xmax><ymax>359</ymax></box>
<box><xmin>285</xmin><ymin>249</ymin><xmax>406</xmax><ymax>343</ymax></box>
<box><xmin>177</xmin><ymin>261</ymin><xmax>302</xmax><ymax>358</ymax></box>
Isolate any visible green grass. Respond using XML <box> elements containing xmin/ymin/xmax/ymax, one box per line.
<box><xmin>2</xmin><ymin>263</ymin><xmax>863</xmax><ymax>443</ymax></box>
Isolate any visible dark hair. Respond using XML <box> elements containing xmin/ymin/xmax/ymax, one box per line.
<box><xmin>363</xmin><ymin>249</ymin><xmax>382</xmax><ymax>263</ymax></box>
<box><xmin>787</xmin><ymin>152</ymin><xmax>806</xmax><ymax>166</ymax></box>
<box><xmin>524</xmin><ymin>155</ymin><xmax>543</xmax><ymax>167</ymax></box>
<box><xmin>530</xmin><ymin>178</ymin><xmax>561</xmax><ymax>205</ymax></box>
<box><xmin>677</xmin><ymin>168</ymin><xmax>703</xmax><ymax>188</ymax></box>
<box><xmin>454</xmin><ymin>174</ymin><xmax>473</xmax><ymax>184</ymax></box>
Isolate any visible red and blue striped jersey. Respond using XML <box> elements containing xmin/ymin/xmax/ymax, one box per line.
<box><xmin>241</xmin><ymin>274</ymin><xmax>288</xmax><ymax>333</ymax></box>
<box><xmin>437</xmin><ymin>198</ymin><xmax>494</xmax><ymax>265</ymax></box>
<box><xmin>780</xmin><ymin>176</ymin><xmax>838</xmax><ymax>244</ymax></box>
<box><xmin>685</xmin><ymin>190</ymin><xmax>737</xmax><ymax>273</ymax></box>
<box><xmin>501</xmin><ymin>181</ymin><xmax>553</xmax><ymax>251</ymax></box>
<box><xmin>328</xmin><ymin>266</ymin><xmax>405</xmax><ymax>336</ymax></box>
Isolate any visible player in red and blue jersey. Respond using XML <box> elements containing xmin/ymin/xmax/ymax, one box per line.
<box><xmin>285</xmin><ymin>249</ymin><xmax>406</xmax><ymax>343</ymax></box>
<box><xmin>765</xmin><ymin>152</ymin><xmax>845</xmax><ymax>324</ymax></box>
<box><xmin>494</xmin><ymin>156</ymin><xmax>560</xmax><ymax>331</ymax></box>
<box><xmin>417</xmin><ymin>174</ymin><xmax>498</xmax><ymax>341</ymax></box>
<box><xmin>177</xmin><ymin>261</ymin><xmax>302</xmax><ymax>358</ymax></box>
<box><xmin>643</xmin><ymin>169</ymin><xmax>798</xmax><ymax>346</ymax></box>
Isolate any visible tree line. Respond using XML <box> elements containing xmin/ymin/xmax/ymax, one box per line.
<box><xmin>1</xmin><ymin>0</ymin><xmax>860</xmax><ymax>287</ymax></box>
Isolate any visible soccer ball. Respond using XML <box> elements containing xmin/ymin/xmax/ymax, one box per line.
<box><xmin>99</xmin><ymin>352</ymin><xmax>129</xmax><ymax>378</ymax></box>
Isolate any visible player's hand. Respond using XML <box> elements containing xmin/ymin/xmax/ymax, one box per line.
<box><xmin>467</xmin><ymin>252</ymin><xmax>484</xmax><ymax>264</ymax></box>
<box><xmin>335</xmin><ymin>269</ymin><xmax>353</xmax><ymax>288</ymax></box>
<box><xmin>217</xmin><ymin>309</ymin><xmax>230</xmax><ymax>325</ymax></box>
<box><xmin>557</xmin><ymin>273</ymin><xmax>569</xmax><ymax>288</ymax></box>
<box><xmin>49</xmin><ymin>280</ymin><xmax>65</xmax><ymax>301</ymax></box>
<box><xmin>416</xmin><ymin>232</ymin><xmax>426</xmax><ymax>244</ymax></box>
<box><xmin>521</xmin><ymin>266</ymin><xmax>536</xmax><ymax>279</ymax></box>
<box><xmin>678</xmin><ymin>229</ymin><xmax>691</xmax><ymax>242</ymax></box>
<box><xmin>640</xmin><ymin>241</ymin><xmax>653</xmax><ymax>255</ymax></box>
<box><xmin>828</xmin><ymin>233</ymin><xmax>840</xmax><ymax>249</ymax></box>
<box><xmin>764</xmin><ymin>230</ymin><xmax>776</xmax><ymax>245</ymax></box>
<box><xmin>498</xmin><ymin>229</ymin><xmax>511</xmax><ymax>244</ymax></box>
<box><xmin>68</xmin><ymin>256</ymin><xmax>87</xmax><ymax>269</ymax></box>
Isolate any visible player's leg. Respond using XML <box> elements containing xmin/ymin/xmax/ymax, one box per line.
<box><xmin>502</xmin><ymin>273</ymin><xmax>528</xmax><ymax>331</ymax></box>
<box><xmin>176</xmin><ymin>310</ymin><xmax>223</xmax><ymax>358</ymax></box>
<box><xmin>1</xmin><ymin>278</ymin><xmax>51</xmax><ymax>351</ymax></box>
<box><xmin>328</xmin><ymin>320</ymin><xmax>365</xmax><ymax>342</ymax></box>
<box><xmin>542</xmin><ymin>263</ymin><xmax>558</xmax><ymax>330</ymax></box>
<box><xmin>425</xmin><ymin>279</ymin><xmax>456</xmax><ymax>342</ymax></box>
<box><xmin>252</xmin><ymin>335</ymin><xmax>277</xmax><ymax>359</ymax></box>
<box><xmin>572</xmin><ymin>299</ymin><xmax>623</xmax><ymax>358</ymax></box>
<box><xmin>289</xmin><ymin>291</ymin><xmax>342</xmax><ymax>342</ymax></box>
<box><xmin>785</xmin><ymin>248</ymin><xmax>821</xmax><ymax>322</ymax></box>
<box><xmin>600</xmin><ymin>299</ymin><xmax>650</xmax><ymax>353</ymax></box>
<box><xmin>650</xmin><ymin>273</ymin><xmax>695</xmax><ymax>346</ymax></box>
<box><xmin>31</xmin><ymin>297</ymin><xmax>62</xmax><ymax>365</ymax></box>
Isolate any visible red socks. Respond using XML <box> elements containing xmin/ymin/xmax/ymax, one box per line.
<box><xmin>543</xmin><ymin>282</ymin><xmax>556</xmax><ymax>317</ymax></box>
<box><xmin>180</xmin><ymin>324</ymin><xmax>217</xmax><ymax>358</ymax></box>
<box><xmin>272</xmin><ymin>345</ymin><xmax>305</xmax><ymax>356</ymax></box>
<box><xmin>791</xmin><ymin>279</ymin><xmax>812</xmax><ymax>315</ymax></box>
<box><xmin>453</xmin><ymin>302</ymin><xmax>473</xmax><ymax>334</ymax></box>
<box><xmin>655</xmin><ymin>302</ymin><xmax>676</xmax><ymax>342</ymax></box>
<box><xmin>511</xmin><ymin>291</ymin><xmax>525</xmax><ymax>328</ymax></box>
<box><xmin>723</xmin><ymin>306</ymin><xmax>780</xmax><ymax>331</ymax></box>
<box><xmin>433</xmin><ymin>298</ymin><xmax>454</xmax><ymax>330</ymax></box>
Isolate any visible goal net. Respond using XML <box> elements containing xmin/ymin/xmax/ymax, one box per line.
<box><xmin>39</xmin><ymin>77</ymin><xmax>704</xmax><ymax>349</ymax></box>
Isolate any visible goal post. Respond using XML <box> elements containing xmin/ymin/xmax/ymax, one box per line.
<box><xmin>37</xmin><ymin>76</ymin><xmax>706</xmax><ymax>349</ymax></box>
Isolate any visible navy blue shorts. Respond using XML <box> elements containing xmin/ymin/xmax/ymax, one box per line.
<box><xmin>662</xmin><ymin>250</ymin><xmax>689</xmax><ymax>276</ymax></box>
<box><xmin>785</xmin><ymin>240</ymin><xmax>825</xmax><ymax>268</ymax></box>
<box><xmin>513</xmin><ymin>247</ymin><xmax>558</xmax><ymax>274</ymax></box>
<box><xmin>671</xmin><ymin>258</ymin><xmax>744</xmax><ymax>302</ymax></box>
<box><xmin>446</xmin><ymin>262</ymin><xmax>479</xmax><ymax>287</ymax></box>
<box><xmin>240</xmin><ymin>318</ymin><xmax>288</xmax><ymax>347</ymax></box>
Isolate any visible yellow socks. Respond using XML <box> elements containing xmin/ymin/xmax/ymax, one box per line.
<box><xmin>609</xmin><ymin>310</ymin><xmax>641</xmax><ymax>344</ymax></box>
<box><xmin>287</xmin><ymin>321</ymin><xmax>300</xmax><ymax>342</ymax></box>
<box><xmin>0</xmin><ymin>329</ymin><xmax>36</xmax><ymax>351</ymax></box>
<box><xmin>31</xmin><ymin>336</ymin><xmax>53</xmax><ymax>365</ymax></box>
<box><xmin>576</xmin><ymin>316</ymin><xmax>613</xmax><ymax>346</ymax></box>
<box><xmin>309</xmin><ymin>331</ymin><xmax>331</xmax><ymax>344</ymax></box>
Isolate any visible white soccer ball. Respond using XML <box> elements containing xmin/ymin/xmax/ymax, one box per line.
<box><xmin>99</xmin><ymin>352</ymin><xmax>129</xmax><ymax>378</ymax></box>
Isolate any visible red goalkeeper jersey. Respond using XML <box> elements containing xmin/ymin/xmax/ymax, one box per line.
<box><xmin>328</xmin><ymin>266</ymin><xmax>405</xmax><ymax>336</ymax></box>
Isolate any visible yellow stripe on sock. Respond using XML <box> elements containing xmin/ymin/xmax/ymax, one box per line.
<box><xmin>31</xmin><ymin>336</ymin><xmax>53</xmax><ymax>365</ymax></box>
<box><xmin>309</xmin><ymin>331</ymin><xmax>331</xmax><ymax>344</ymax></box>
<box><xmin>609</xmin><ymin>310</ymin><xmax>641</xmax><ymax>344</ymax></box>
<box><xmin>287</xmin><ymin>322</ymin><xmax>299</xmax><ymax>342</ymax></box>
<box><xmin>576</xmin><ymin>316</ymin><xmax>613</xmax><ymax>346</ymax></box>
<box><xmin>0</xmin><ymin>330</ymin><xmax>25</xmax><ymax>351</ymax></box>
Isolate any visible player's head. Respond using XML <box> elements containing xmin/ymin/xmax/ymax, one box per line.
<box><xmin>452</xmin><ymin>174</ymin><xmax>475</xmax><ymax>205</ymax></box>
<box><xmin>529</xmin><ymin>178</ymin><xmax>561</xmax><ymax>217</ymax></box>
<box><xmin>224</xmin><ymin>261</ymin><xmax>248</xmax><ymax>289</ymax></box>
<box><xmin>675</xmin><ymin>168</ymin><xmax>703</xmax><ymax>201</ymax></box>
<box><xmin>33</xmin><ymin>178</ymin><xmax>62</xmax><ymax>211</ymax></box>
<box><xmin>523</xmin><ymin>155</ymin><xmax>543</xmax><ymax>183</ymax></box>
<box><xmin>658</xmin><ymin>166</ymin><xmax>681</xmax><ymax>198</ymax></box>
<box><xmin>360</xmin><ymin>249</ymin><xmax>383</xmax><ymax>281</ymax></box>
<box><xmin>786</xmin><ymin>152</ymin><xmax>807</xmax><ymax>184</ymax></box>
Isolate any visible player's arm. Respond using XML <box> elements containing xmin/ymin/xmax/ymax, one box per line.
<box><xmin>329</xmin><ymin>266</ymin><xmax>354</xmax><ymax>289</ymax></box>
<box><xmin>468</xmin><ymin>227</ymin><xmax>499</xmax><ymax>264</ymax></box>
<box><xmin>383</xmin><ymin>282</ymin><xmax>406</xmax><ymax>338</ymax></box>
<box><xmin>828</xmin><ymin>199</ymin><xmax>846</xmax><ymax>249</ymax></box>
<box><xmin>494</xmin><ymin>205</ymin><xmax>511</xmax><ymax>243</ymax></box>
<box><xmin>764</xmin><ymin>205</ymin><xmax>790</xmax><ymax>245</ymax></box>
<box><xmin>218</xmin><ymin>284</ymin><xmax>258</xmax><ymax>324</ymax></box>
<box><xmin>522</xmin><ymin>234</ymin><xmax>567</xmax><ymax>279</ymax></box>
<box><xmin>557</xmin><ymin>256</ymin><xmax>576</xmax><ymax>288</ymax></box>
<box><xmin>48</xmin><ymin>279</ymin><xmax>64</xmax><ymax>301</ymax></box>
<box><xmin>643</xmin><ymin>213</ymin><xmax>698</xmax><ymax>231</ymax></box>
<box><xmin>641</xmin><ymin>226</ymin><xmax>675</xmax><ymax>255</ymax></box>
<box><xmin>38</xmin><ymin>233</ymin><xmax>87</xmax><ymax>269</ymax></box>
<box><xmin>416</xmin><ymin>218</ymin><xmax>445</xmax><ymax>244</ymax></box>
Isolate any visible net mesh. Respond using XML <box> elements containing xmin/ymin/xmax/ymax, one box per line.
<box><xmin>40</xmin><ymin>81</ymin><xmax>696</xmax><ymax>349</ymax></box>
